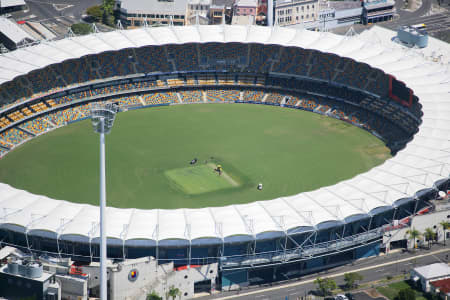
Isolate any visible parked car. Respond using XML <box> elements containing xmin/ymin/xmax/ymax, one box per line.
<box><xmin>335</xmin><ymin>294</ymin><xmax>349</xmax><ymax>300</ymax></box>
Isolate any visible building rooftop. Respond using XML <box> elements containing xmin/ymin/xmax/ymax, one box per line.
<box><xmin>212</xmin><ymin>0</ymin><xmax>233</xmax><ymax>7</ymax></box>
<box><xmin>0</xmin><ymin>17</ymin><xmax>35</xmax><ymax>45</ymax></box>
<box><xmin>328</xmin><ymin>1</ymin><xmax>361</xmax><ymax>10</ymax></box>
<box><xmin>118</xmin><ymin>0</ymin><xmax>188</xmax><ymax>15</ymax></box>
<box><xmin>0</xmin><ymin>0</ymin><xmax>25</xmax><ymax>8</ymax></box>
<box><xmin>431</xmin><ymin>278</ymin><xmax>450</xmax><ymax>295</ymax></box>
<box><xmin>414</xmin><ymin>263</ymin><xmax>450</xmax><ymax>280</ymax></box>
<box><xmin>234</xmin><ymin>0</ymin><xmax>257</xmax><ymax>7</ymax></box>
<box><xmin>0</xmin><ymin>264</ymin><xmax>53</xmax><ymax>283</ymax></box>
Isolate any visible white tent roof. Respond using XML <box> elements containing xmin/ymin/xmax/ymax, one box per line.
<box><xmin>0</xmin><ymin>25</ymin><xmax>449</xmax><ymax>244</ymax></box>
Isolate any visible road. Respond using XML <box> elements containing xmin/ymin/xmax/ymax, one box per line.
<box><xmin>381</xmin><ymin>0</ymin><xmax>450</xmax><ymax>41</ymax></box>
<box><xmin>198</xmin><ymin>245</ymin><xmax>450</xmax><ymax>300</ymax></box>
<box><xmin>10</xmin><ymin>0</ymin><xmax>103</xmax><ymax>37</ymax></box>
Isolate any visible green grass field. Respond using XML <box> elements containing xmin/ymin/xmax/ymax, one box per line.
<box><xmin>165</xmin><ymin>164</ymin><xmax>239</xmax><ymax>195</ymax></box>
<box><xmin>377</xmin><ymin>281</ymin><xmax>427</xmax><ymax>300</ymax></box>
<box><xmin>0</xmin><ymin>104</ymin><xmax>391</xmax><ymax>209</ymax></box>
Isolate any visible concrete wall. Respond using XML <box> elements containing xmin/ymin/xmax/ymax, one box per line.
<box><xmin>109</xmin><ymin>257</ymin><xmax>162</xmax><ymax>299</ymax></box>
<box><xmin>55</xmin><ymin>274</ymin><xmax>88</xmax><ymax>300</ymax></box>
<box><xmin>107</xmin><ymin>256</ymin><xmax>217</xmax><ymax>300</ymax></box>
<box><xmin>384</xmin><ymin>210</ymin><xmax>450</xmax><ymax>250</ymax></box>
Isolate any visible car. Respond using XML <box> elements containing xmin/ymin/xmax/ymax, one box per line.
<box><xmin>335</xmin><ymin>294</ymin><xmax>349</xmax><ymax>300</ymax></box>
<box><xmin>345</xmin><ymin>293</ymin><xmax>355</xmax><ymax>300</ymax></box>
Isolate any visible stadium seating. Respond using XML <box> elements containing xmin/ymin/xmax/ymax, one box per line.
<box><xmin>178</xmin><ymin>90</ymin><xmax>203</xmax><ymax>103</ymax></box>
<box><xmin>1</xmin><ymin>80</ymin><xmax>31</xmax><ymax>106</ymax></box>
<box><xmin>272</xmin><ymin>47</ymin><xmax>311</xmax><ymax>75</ymax></box>
<box><xmin>242</xmin><ymin>90</ymin><xmax>264</xmax><ymax>102</ymax></box>
<box><xmin>47</xmin><ymin>107</ymin><xmax>85</xmax><ymax>125</ymax></box>
<box><xmin>52</xmin><ymin>58</ymin><xmax>94</xmax><ymax>86</ymax></box>
<box><xmin>112</xmin><ymin>95</ymin><xmax>142</xmax><ymax>107</ymax></box>
<box><xmin>298</xmin><ymin>98</ymin><xmax>318</xmax><ymax>111</ymax></box>
<box><xmin>21</xmin><ymin>117</ymin><xmax>53</xmax><ymax>135</ymax></box>
<box><xmin>205</xmin><ymin>90</ymin><xmax>240</xmax><ymax>102</ymax></box>
<box><xmin>284</xmin><ymin>96</ymin><xmax>300</xmax><ymax>107</ymax></box>
<box><xmin>97</xmin><ymin>49</ymin><xmax>136</xmax><ymax>78</ymax></box>
<box><xmin>217</xmin><ymin>74</ymin><xmax>235</xmax><ymax>85</ymax></box>
<box><xmin>0</xmin><ymin>138</ymin><xmax>12</xmax><ymax>149</ymax></box>
<box><xmin>264</xmin><ymin>92</ymin><xmax>284</xmax><ymax>105</ymax></box>
<box><xmin>135</xmin><ymin>46</ymin><xmax>171</xmax><ymax>74</ymax></box>
<box><xmin>0</xmin><ymin>128</ymin><xmax>31</xmax><ymax>145</ymax></box>
<box><xmin>309</xmin><ymin>52</ymin><xmax>339</xmax><ymax>81</ymax></box>
<box><xmin>27</xmin><ymin>68</ymin><xmax>67</xmax><ymax>96</ymax></box>
<box><xmin>199</xmin><ymin>43</ymin><xmax>247</xmax><ymax>71</ymax></box>
<box><xmin>238</xmin><ymin>75</ymin><xmax>255</xmax><ymax>86</ymax></box>
<box><xmin>167</xmin><ymin>44</ymin><xmax>199</xmax><ymax>71</ymax></box>
<box><xmin>0</xmin><ymin>117</ymin><xmax>11</xmax><ymax>130</ymax></box>
<box><xmin>248</xmin><ymin>44</ymin><xmax>280</xmax><ymax>73</ymax></box>
<box><xmin>366</xmin><ymin>70</ymin><xmax>389</xmax><ymax>96</ymax></box>
<box><xmin>7</xmin><ymin>111</ymin><xmax>25</xmax><ymax>123</ymax></box>
<box><xmin>335</xmin><ymin>58</ymin><xmax>372</xmax><ymax>90</ymax></box>
<box><xmin>142</xmin><ymin>92</ymin><xmax>178</xmax><ymax>105</ymax></box>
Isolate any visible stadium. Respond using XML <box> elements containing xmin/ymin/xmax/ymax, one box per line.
<box><xmin>0</xmin><ymin>24</ymin><xmax>449</xmax><ymax>289</ymax></box>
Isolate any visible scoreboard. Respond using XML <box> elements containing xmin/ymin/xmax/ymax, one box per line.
<box><xmin>389</xmin><ymin>75</ymin><xmax>413</xmax><ymax>108</ymax></box>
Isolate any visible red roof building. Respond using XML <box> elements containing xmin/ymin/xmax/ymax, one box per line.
<box><xmin>430</xmin><ymin>278</ymin><xmax>450</xmax><ymax>299</ymax></box>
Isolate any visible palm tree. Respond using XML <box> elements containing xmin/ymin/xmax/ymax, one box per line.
<box><xmin>147</xmin><ymin>291</ymin><xmax>162</xmax><ymax>300</ymax></box>
<box><xmin>424</xmin><ymin>228</ymin><xmax>435</xmax><ymax>249</ymax></box>
<box><xmin>167</xmin><ymin>286</ymin><xmax>181</xmax><ymax>300</ymax></box>
<box><xmin>406</xmin><ymin>228</ymin><xmax>421</xmax><ymax>250</ymax></box>
<box><xmin>440</xmin><ymin>221</ymin><xmax>450</xmax><ymax>246</ymax></box>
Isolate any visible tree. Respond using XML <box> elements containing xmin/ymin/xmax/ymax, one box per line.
<box><xmin>147</xmin><ymin>291</ymin><xmax>162</xmax><ymax>300</ymax></box>
<box><xmin>440</xmin><ymin>221</ymin><xmax>450</xmax><ymax>246</ymax></box>
<box><xmin>314</xmin><ymin>277</ymin><xmax>337</xmax><ymax>296</ymax></box>
<box><xmin>86</xmin><ymin>5</ymin><xmax>103</xmax><ymax>22</ymax></box>
<box><xmin>167</xmin><ymin>286</ymin><xmax>181</xmax><ymax>300</ymax></box>
<box><xmin>424</xmin><ymin>228</ymin><xmax>436</xmax><ymax>249</ymax></box>
<box><xmin>397</xmin><ymin>288</ymin><xmax>415</xmax><ymax>300</ymax></box>
<box><xmin>71</xmin><ymin>23</ymin><xmax>92</xmax><ymax>35</ymax></box>
<box><xmin>344</xmin><ymin>272</ymin><xmax>363</xmax><ymax>289</ymax></box>
<box><xmin>101</xmin><ymin>0</ymin><xmax>115</xmax><ymax>26</ymax></box>
<box><xmin>406</xmin><ymin>228</ymin><xmax>421</xmax><ymax>250</ymax></box>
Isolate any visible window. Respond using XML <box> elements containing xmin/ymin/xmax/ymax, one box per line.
<box><xmin>312</xmin><ymin>4</ymin><xmax>314</xmax><ymax>8</ymax></box>
<box><xmin>296</xmin><ymin>7</ymin><xmax>299</xmax><ymax>12</ymax></box>
<box><xmin>296</xmin><ymin>16</ymin><xmax>298</xmax><ymax>20</ymax></box>
<box><xmin>301</xmin><ymin>6</ymin><xmax>304</xmax><ymax>10</ymax></box>
<box><xmin>301</xmin><ymin>15</ymin><xmax>304</xmax><ymax>18</ymax></box>
<box><xmin>307</xmin><ymin>5</ymin><xmax>309</xmax><ymax>9</ymax></box>
<box><xmin>306</xmin><ymin>14</ymin><xmax>309</xmax><ymax>18</ymax></box>
<box><xmin>312</xmin><ymin>13</ymin><xmax>314</xmax><ymax>17</ymax></box>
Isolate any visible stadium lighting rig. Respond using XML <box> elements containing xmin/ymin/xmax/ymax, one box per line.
<box><xmin>90</xmin><ymin>102</ymin><xmax>118</xmax><ymax>299</ymax></box>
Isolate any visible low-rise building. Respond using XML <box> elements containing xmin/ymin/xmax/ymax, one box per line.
<box><xmin>362</xmin><ymin>0</ymin><xmax>395</xmax><ymax>24</ymax></box>
<box><xmin>0</xmin><ymin>0</ymin><xmax>26</xmax><ymax>14</ymax></box>
<box><xmin>209</xmin><ymin>0</ymin><xmax>233</xmax><ymax>24</ymax></box>
<box><xmin>0</xmin><ymin>258</ymin><xmax>60</xmax><ymax>299</ymax></box>
<box><xmin>115</xmin><ymin>0</ymin><xmax>187</xmax><ymax>27</ymax></box>
<box><xmin>411</xmin><ymin>263</ymin><xmax>450</xmax><ymax>292</ymax></box>
<box><xmin>186</xmin><ymin>0</ymin><xmax>211</xmax><ymax>24</ymax></box>
<box><xmin>0</xmin><ymin>16</ymin><xmax>35</xmax><ymax>50</ymax></box>
<box><xmin>233</xmin><ymin>0</ymin><xmax>258</xmax><ymax>17</ymax></box>
<box><xmin>318</xmin><ymin>1</ymin><xmax>362</xmax><ymax>30</ymax></box>
<box><xmin>430</xmin><ymin>278</ymin><xmax>450</xmax><ymax>300</ymax></box>
<box><xmin>275</xmin><ymin>0</ymin><xmax>319</xmax><ymax>27</ymax></box>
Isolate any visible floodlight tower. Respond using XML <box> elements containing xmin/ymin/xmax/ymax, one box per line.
<box><xmin>90</xmin><ymin>103</ymin><xmax>118</xmax><ymax>300</ymax></box>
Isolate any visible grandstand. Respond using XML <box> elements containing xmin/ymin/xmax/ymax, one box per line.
<box><xmin>0</xmin><ymin>24</ymin><xmax>448</xmax><ymax>290</ymax></box>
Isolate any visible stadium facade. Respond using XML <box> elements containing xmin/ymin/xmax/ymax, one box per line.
<box><xmin>0</xmin><ymin>25</ymin><xmax>449</xmax><ymax>288</ymax></box>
